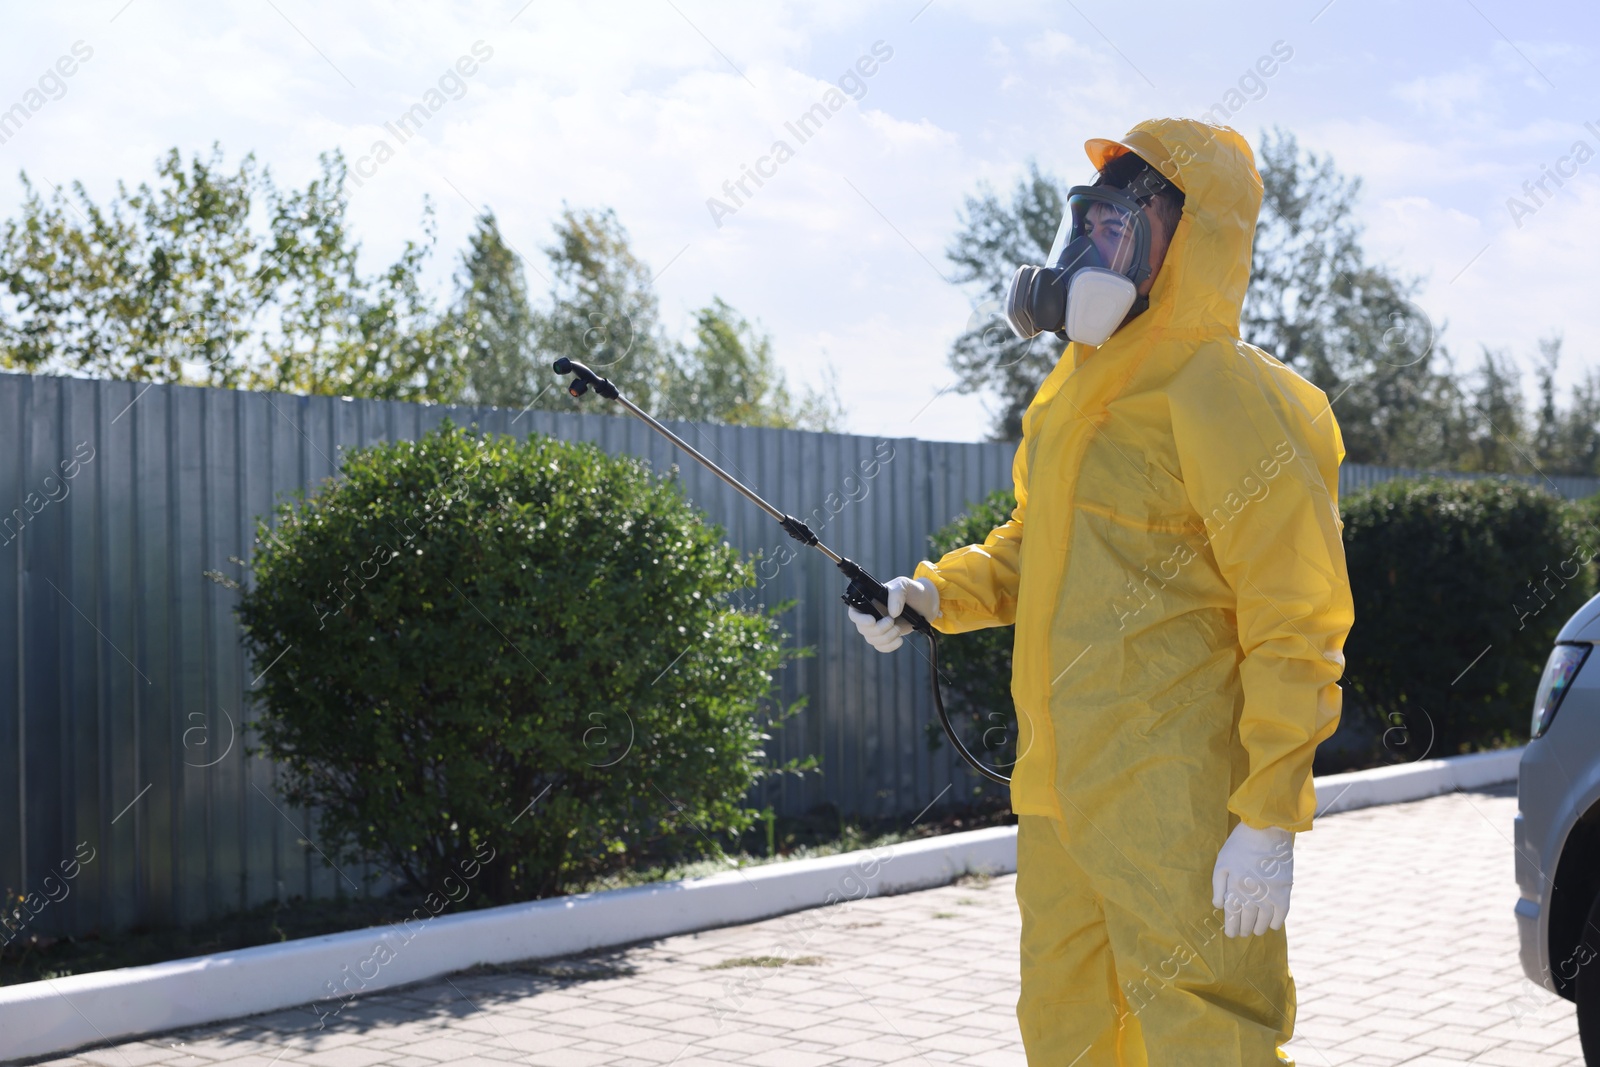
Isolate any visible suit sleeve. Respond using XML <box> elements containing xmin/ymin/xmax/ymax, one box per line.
<box><xmin>1169</xmin><ymin>348</ymin><xmax>1355</xmax><ymax>833</ymax></box>
<box><xmin>913</xmin><ymin>439</ymin><xmax>1028</xmax><ymax>634</ymax></box>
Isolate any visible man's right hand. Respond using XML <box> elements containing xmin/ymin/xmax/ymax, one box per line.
<box><xmin>847</xmin><ymin>575</ymin><xmax>939</xmax><ymax>653</ymax></box>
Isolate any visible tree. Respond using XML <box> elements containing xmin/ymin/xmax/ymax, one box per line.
<box><xmin>942</xmin><ymin>161</ymin><xmax>1070</xmax><ymax>441</ymax></box>
<box><xmin>1460</xmin><ymin>347</ymin><xmax>1530</xmax><ymax>474</ymax></box>
<box><xmin>0</xmin><ymin>145</ymin><xmax>463</xmax><ymax>401</ymax></box>
<box><xmin>1562</xmin><ymin>373</ymin><xmax>1600</xmax><ymax>477</ymax></box>
<box><xmin>453</xmin><ymin>211</ymin><xmax>539</xmax><ymax>408</ymax></box>
<box><xmin>1534</xmin><ymin>337</ymin><xmax>1563</xmax><ymax>469</ymax></box>
<box><xmin>1242</xmin><ymin>128</ymin><xmax>1457</xmax><ymax>467</ymax></box>
<box><xmin>0</xmin><ymin>147</ymin><xmax>845</xmax><ymax>432</ymax></box>
<box><xmin>513</xmin><ymin>206</ymin><xmax>842</xmax><ymax>430</ymax></box>
<box><xmin>1531</xmin><ymin>336</ymin><xmax>1600</xmax><ymax>476</ymax></box>
<box><xmin>659</xmin><ymin>297</ymin><xmax>843</xmax><ymax>430</ymax></box>
<box><xmin>527</xmin><ymin>206</ymin><xmax>672</xmax><ymax>413</ymax></box>
<box><xmin>257</xmin><ymin>158</ymin><xmax>463</xmax><ymax>401</ymax></box>
<box><xmin>0</xmin><ymin>146</ymin><xmax>262</xmax><ymax>385</ymax></box>
<box><xmin>1246</xmin><ymin>130</ymin><xmax>1599</xmax><ymax>476</ymax></box>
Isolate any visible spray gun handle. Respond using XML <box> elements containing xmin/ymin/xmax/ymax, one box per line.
<box><xmin>838</xmin><ymin>559</ymin><xmax>934</xmax><ymax>638</ymax></box>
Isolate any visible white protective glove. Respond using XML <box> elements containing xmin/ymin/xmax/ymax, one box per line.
<box><xmin>1211</xmin><ymin>822</ymin><xmax>1294</xmax><ymax>937</ymax></box>
<box><xmin>847</xmin><ymin>575</ymin><xmax>939</xmax><ymax>654</ymax></box>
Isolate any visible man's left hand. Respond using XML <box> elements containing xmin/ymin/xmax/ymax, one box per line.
<box><xmin>1211</xmin><ymin>821</ymin><xmax>1294</xmax><ymax>937</ymax></box>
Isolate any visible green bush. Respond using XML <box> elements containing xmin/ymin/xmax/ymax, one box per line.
<box><xmin>237</xmin><ymin>422</ymin><xmax>798</xmax><ymax>906</ymax></box>
<box><xmin>1340</xmin><ymin>478</ymin><xmax>1596</xmax><ymax>757</ymax></box>
<box><xmin>925</xmin><ymin>489</ymin><xmax>1018</xmax><ymax>779</ymax></box>
<box><xmin>1572</xmin><ymin>491</ymin><xmax>1600</xmax><ymax>561</ymax></box>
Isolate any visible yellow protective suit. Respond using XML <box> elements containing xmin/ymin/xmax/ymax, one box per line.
<box><xmin>914</xmin><ymin>119</ymin><xmax>1353</xmax><ymax>1064</ymax></box>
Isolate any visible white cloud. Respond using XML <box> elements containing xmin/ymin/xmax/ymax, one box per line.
<box><xmin>1444</xmin><ymin>171</ymin><xmax>1600</xmax><ymax>380</ymax></box>
<box><xmin>1485</xmin><ymin>37</ymin><xmax>1583</xmax><ymax>93</ymax></box>
<box><xmin>1392</xmin><ymin>68</ymin><xmax>1491</xmax><ymax>123</ymax></box>
<box><xmin>1022</xmin><ymin>29</ymin><xmax>1084</xmax><ymax>64</ymax></box>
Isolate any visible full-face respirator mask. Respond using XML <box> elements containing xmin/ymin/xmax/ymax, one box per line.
<box><xmin>1003</xmin><ymin>158</ymin><xmax>1179</xmax><ymax>348</ymax></box>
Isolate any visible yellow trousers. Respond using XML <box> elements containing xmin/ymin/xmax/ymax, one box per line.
<box><xmin>1015</xmin><ymin>815</ymin><xmax>1295</xmax><ymax>1065</ymax></box>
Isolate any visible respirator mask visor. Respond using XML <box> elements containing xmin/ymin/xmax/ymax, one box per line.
<box><xmin>1002</xmin><ymin>185</ymin><xmax>1154</xmax><ymax>348</ymax></box>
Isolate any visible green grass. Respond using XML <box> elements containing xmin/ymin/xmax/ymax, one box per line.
<box><xmin>0</xmin><ymin>892</ymin><xmax>445</xmax><ymax>986</ymax></box>
<box><xmin>573</xmin><ymin>822</ymin><xmax>923</xmax><ymax>893</ymax></box>
<box><xmin>704</xmin><ymin>955</ymin><xmax>823</xmax><ymax>970</ymax></box>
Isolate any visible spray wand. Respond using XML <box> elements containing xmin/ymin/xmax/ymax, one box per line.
<box><xmin>553</xmin><ymin>357</ymin><xmax>1009</xmax><ymax>785</ymax></box>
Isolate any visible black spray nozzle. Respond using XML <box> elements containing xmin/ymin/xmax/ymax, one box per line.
<box><xmin>552</xmin><ymin>358</ymin><xmax>619</xmax><ymax>400</ymax></box>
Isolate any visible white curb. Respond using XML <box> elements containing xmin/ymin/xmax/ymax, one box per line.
<box><xmin>3</xmin><ymin>747</ymin><xmax>1524</xmax><ymax>1060</ymax></box>
<box><xmin>1312</xmin><ymin>746</ymin><xmax>1523</xmax><ymax>817</ymax></box>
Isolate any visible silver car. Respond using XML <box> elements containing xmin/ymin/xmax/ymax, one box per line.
<box><xmin>1517</xmin><ymin>592</ymin><xmax>1600</xmax><ymax>1060</ymax></box>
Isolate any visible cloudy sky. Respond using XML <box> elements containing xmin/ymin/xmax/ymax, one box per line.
<box><xmin>2</xmin><ymin>0</ymin><xmax>1595</xmax><ymax>442</ymax></box>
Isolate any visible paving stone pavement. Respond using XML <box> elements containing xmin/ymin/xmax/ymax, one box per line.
<box><xmin>18</xmin><ymin>782</ymin><xmax>1584</xmax><ymax>1067</ymax></box>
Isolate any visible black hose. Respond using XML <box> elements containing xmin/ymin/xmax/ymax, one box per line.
<box><xmin>925</xmin><ymin>632</ymin><xmax>1011</xmax><ymax>785</ymax></box>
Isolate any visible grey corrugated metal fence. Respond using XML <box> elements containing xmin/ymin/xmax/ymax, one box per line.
<box><xmin>0</xmin><ymin>372</ymin><xmax>1013</xmax><ymax>936</ymax></box>
<box><xmin>1338</xmin><ymin>462</ymin><xmax>1600</xmax><ymax>500</ymax></box>
<box><xmin>6</xmin><ymin>369</ymin><xmax>1598</xmax><ymax>937</ymax></box>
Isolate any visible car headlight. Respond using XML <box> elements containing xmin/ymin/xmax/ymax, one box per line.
<box><xmin>1531</xmin><ymin>643</ymin><xmax>1591</xmax><ymax>740</ymax></box>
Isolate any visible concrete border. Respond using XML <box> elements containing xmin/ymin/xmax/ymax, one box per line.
<box><xmin>1312</xmin><ymin>746</ymin><xmax>1523</xmax><ymax>817</ymax></box>
<box><xmin>2</xmin><ymin>747</ymin><xmax>1524</xmax><ymax>1060</ymax></box>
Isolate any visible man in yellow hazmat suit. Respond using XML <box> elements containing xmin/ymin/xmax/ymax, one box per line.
<box><xmin>850</xmin><ymin>119</ymin><xmax>1353</xmax><ymax>1064</ymax></box>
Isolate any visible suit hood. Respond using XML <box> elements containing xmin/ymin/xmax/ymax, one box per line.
<box><xmin>1087</xmin><ymin>118</ymin><xmax>1263</xmax><ymax>346</ymax></box>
